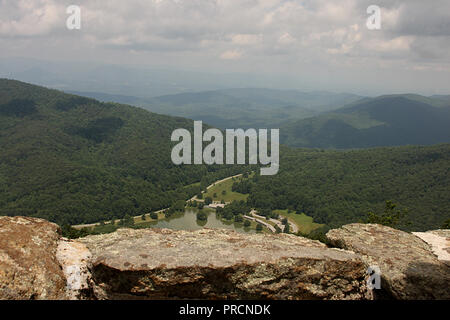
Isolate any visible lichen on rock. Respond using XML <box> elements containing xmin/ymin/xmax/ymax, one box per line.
<box><xmin>0</xmin><ymin>216</ymin><xmax>67</xmax><ymax>300</ymax></box>
<box><xmin>79</xmin><ymin>228</ymin><xmax>369</xmax><ymax>300</ymax></box>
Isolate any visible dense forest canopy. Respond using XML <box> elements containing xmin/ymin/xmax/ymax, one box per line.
<box><xmin>242</xmin><ymin>144</ymin><xmax>450</xmax><ymax>231</ymax></box>
<box><xmin>0</xmin><ymin>79</ymin><xmax>250</xmax><ymax>225</ymax></box>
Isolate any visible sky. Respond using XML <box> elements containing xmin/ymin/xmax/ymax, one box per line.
<box><xmin>1</xmin><ymin>0</ymin><xmax>450</xmax><ymax>96</ymax></box>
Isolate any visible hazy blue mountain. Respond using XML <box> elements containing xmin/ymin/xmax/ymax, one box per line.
<box><xmin>280</xmin><ymin>96</ymin><xmax>450</xmax><ymax>148</ymax></box>
<box><xmin>65</xmin><ymin>91</ymin><xmax>148</xmax><ymax>107</ymax></box>
<box><xmin>64</xmin><ymin>88</ymin><xmax>362</xmax><ymax>129</ymax></box>
<box><xmin>141</xmin><ymin>88</ymin><xmax>362</xmax><ymax>129</ymax></box>
<box><xmin>429</xmin><ymin>95</ymin><xmax>450</xmax><ymax>107</ymax></box>
<box><xmin>1</xmin><ymin>57</ymin><xmax>345</xmax><ymax>99</ymax></box>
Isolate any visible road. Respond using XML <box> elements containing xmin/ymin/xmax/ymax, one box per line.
<box><xmin>243</xmin><ymin>215</ymin><xmax>276</xmax><ymax>233</ymax></box>
<box><xmin>189</xmin><ymin>173</ymin><xmax>243</xmax><ymax>202</ymax></box>
<box><xmin>73</xmin><ymin>173</ymin><xmax>243</xmax><ymax>230</ymax></box>
<box><xmin>73</xmin><ymin>172</ymin><xmax>301</xmax><ymax>235</ymax></box>
<box><xmin>250</xmin><ymin>210</ymin><xmax>299</xmax><ymax>234</ymax></box>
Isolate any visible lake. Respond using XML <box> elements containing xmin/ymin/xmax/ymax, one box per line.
<box><xmin>140</xmin><ymin>208</ymin><xmax>257</xmax><ymax>234</ymax></box>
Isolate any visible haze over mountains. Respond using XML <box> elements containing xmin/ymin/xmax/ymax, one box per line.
<box><xmin>3</xmin><ymin>57</ymin><xmax>450</xmax><ymax>150</ymax></box>
<box><xmin>0</xmin><ymin>57</ymin><xmax>322</xmax><ymax>98</ymax></box>
<box><xmin>68</xmin><ymin>88</ymin><xmax>363</xmax><ymax>129</ymax></box>
<box><xmin>67</xmin><ymin>88</ymin><xmax>450</xmax><ymax>150</ymax></box>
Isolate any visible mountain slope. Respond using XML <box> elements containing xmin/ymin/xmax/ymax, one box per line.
<box><xmin>0</xmin><ymin>79</ymin><xmax>247</xmax><ymax>225</ymax></box>
<box><xmin>245</xmin><ymin>144</ymin><xmax>450</xmax><ymax>231</ymax></box>
<box><xmin>280</xmin><ymin>96</ymin><xmax>450</xmax><ymax>149</ymax></box>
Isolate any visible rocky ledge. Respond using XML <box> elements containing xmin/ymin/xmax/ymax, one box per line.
<box><xmin>326</xmin><ymin>224</ymin><xmax>450</xmax><ymax>299</ymax></box>
<box><xmin>0</xmin><ymin>216</ymin><xmax>67</xmax><ymax>299</ymax></box>
<box><xmin>78</xmin><ymin>228</ymin><xmax>368</xmax><ymax>300</ymax></box>
<box><xmin>0</xmin><ymin>217</ymin><xmax>449</xmax><ymax>300</ymax></box>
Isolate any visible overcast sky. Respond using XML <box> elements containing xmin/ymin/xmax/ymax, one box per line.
<box><xmin>1</xmin><ymin>0</ymin><xmax>450</xmax><ymax>95</ymax></box>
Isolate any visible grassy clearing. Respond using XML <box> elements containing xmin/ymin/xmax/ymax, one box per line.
<box><xmin>273</xmin><ymin>210</ymin><xmax>324</xmax><ymax>234</ymax></box>
<box><xmin>203</xmin><ymin>177</ymin><xmax>248</xmax><ymax>203</ymax></box>
<box><xmin>133</xmin><ymin>211</ymin><xmax>166</xmax><ymax>225</ymax></box>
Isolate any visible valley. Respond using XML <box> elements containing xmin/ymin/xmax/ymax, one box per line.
<box><xmin>0</xmin><ymin>79</ymin><xmax>449</xmax><ymax>238</ymax></box>
<box><xmin>1</xmin><ymin>0</ymin><xmax>450</xmax><ymax>303</ymax></box>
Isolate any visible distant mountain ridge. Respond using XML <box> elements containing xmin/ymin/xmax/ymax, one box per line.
<box><xmin>280</xmin><ymin>96</ymin><xmax>450</xmax><ymax>149</ymax></box>
<box><xmin>68</xmin><ymin>88</ymin><xmax>450</xmax><ymax>149</ymax></box>
<box><xmin>66</xmin><ymin>88</ymin><xmax>363</xmax><ymax>129</ymax></box>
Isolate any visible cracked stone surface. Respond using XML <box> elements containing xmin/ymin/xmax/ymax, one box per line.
<box><xmin>79</xmin><ymin>228</ymin><xmax>369</xmax><ymax>300</ymax></box>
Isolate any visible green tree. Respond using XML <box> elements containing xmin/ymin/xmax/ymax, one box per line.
<box><xmin>171</xmin><ymin>200</ymin><xmax>186</xmax><ymax>212</ymax></box>
<box><xmin>366</xmin><ymin>200</ymin><xmax>408</xmax><ymax>228</ymax></box>
<box><xmin>284</xmin><ymin>222</ymin><xmax>290</xmax><ymax>233</ymax></box>
<box><xmin>256</xmin><ymin>223</ymin><xmax>263</xmax><ymax>232</ymax></box>
<box><xmin>243</xmin><ymin>219</ymin><xmax>251</xmax><ymax>227</ymax></box>
<box><xmin>197</xmin><ymin>211</ymin><xmax>207</xmax><ymax>221</ymax></box>
<box><xmin>204</xmin><ymin>197</ymin><xmax>213</xmax><ymax>205</ymax></box>
<box><xmin>275</xmin><ymin>225</ymin><xmax>282</xmax><ymax>234</ymax></box>
<box><xmin>122</xmin><ymin>214</ymin><xmax>134</xmax><ymax>227</ymax></box>
<box><xmin>150</xmin><ymin>212</ymin><xmax>158</xmax><ymax>220</ymax></box>
<box><xmin>61</xmin><ymin>224</ymin><xmax>89</xmax><ymax>239</ymax></box>
<box><xmin>442</xmin><ymin>219</ymin><xmax>450</xmax><ymax>229</ymax></box>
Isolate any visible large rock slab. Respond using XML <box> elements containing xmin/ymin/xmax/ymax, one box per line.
<box><xmin>79</xmin><ymin>228</ymin><xmax>369</xmax><ymax>300</ymax></box>
<box><xmin>326</xmin><ymin>223</ymin><xmax>450</xmax><ymax>300</ymax></box>
<box><xmin>0</xmin><ymin>216</ymin><xmax>67</xmax><ymax>300</ymax></box>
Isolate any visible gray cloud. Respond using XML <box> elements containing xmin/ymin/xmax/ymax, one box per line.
<box><xmin>0</xmin><ymin>0</ymin><xmax>449</xmax><ymax>94</ymax></box>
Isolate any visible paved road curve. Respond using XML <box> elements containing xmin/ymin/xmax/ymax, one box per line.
<box><xmin>73</xmin><ymin>173</ymin><xmax>244</xmax><ymax>230</ymax></box>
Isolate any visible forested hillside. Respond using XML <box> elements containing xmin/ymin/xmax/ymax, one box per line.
<box><xmin>1</xmin><ymin>79</ymin><xmax>449</xmax><ymax>232</ymax></box>
<box><xmin>281</xmin><ymin>96</ymin><xmax>450</xmax><ymax>149</ymax></box>
<box><xmin>243</xmin><ymin>144</ymin><xmax>450</xmax><ymax>231</ymax></box>
<box><xmin>0</xmin><ymin>79</ymin><xmax>249</xmax><ymax>225</ymax></box>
